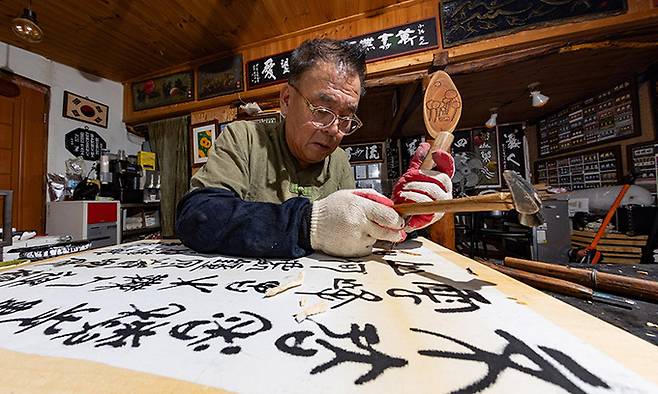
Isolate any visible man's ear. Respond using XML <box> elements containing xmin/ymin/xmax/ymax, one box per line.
<box><xmin>279</xmin><ymin>85</ymin><xmax>290</xmax><ymax>117</ymax></box>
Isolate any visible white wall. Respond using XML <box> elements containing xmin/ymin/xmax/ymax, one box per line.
<box><xmin>0</xmin><ymin>42</ymin><xmax>143</xmax><ymax>175</ymax></box>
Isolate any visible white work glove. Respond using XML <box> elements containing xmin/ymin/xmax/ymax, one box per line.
<box><xmin>310</xmin><ymin>189</ymin><xmax>406</xmax><ymax>257</ymax></box>
<box><xmin>393</xmin><ymin>142</ymin><xmax>454</xmax><ymax>232</ymax></box>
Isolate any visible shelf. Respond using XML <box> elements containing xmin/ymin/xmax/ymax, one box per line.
<box><xmin>122</xmin><ymin>226</ymin><xmax>161</xmax><ymax>237</ymax></box>
<box><xmin>121</xmin><ymin>202</ymin><xmax>160</xmax><ymax>209</ymax></box>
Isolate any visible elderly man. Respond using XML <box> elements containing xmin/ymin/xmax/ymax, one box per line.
<box><xmin>176</xmin><ymin>38</ymin><xmax>452</xmax><ymax>258</ymax></box>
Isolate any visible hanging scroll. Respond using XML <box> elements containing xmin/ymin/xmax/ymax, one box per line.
<box><xmin>498</xmin><ymin>124</ymin><xmax>527</xmax><ymax>179</ymax></box>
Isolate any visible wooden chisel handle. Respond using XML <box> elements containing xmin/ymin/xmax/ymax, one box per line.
<box><xmin>504</xmin><ymin>257</ymin><xmax>658</xmax><ymax>303</ymax></box>
<box><xmin>479</xmin><ymin>261</ymin><xmax>593</xmax><ymax>299</ymax></box>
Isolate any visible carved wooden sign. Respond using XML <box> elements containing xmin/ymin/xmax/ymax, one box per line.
<box><xmin>64</xmin><ymin>127</ymin><xmax>107</xmax><ymax>161</ymax></box>
<box><xmin>0</xmin><ymin>240</ymin><xmax>655</xmax><ymax>392</ymax></box>
<box><xmin>246</xmin><ymin>18</ymin><xmax>438</xmax><ymax>90</ymax></box>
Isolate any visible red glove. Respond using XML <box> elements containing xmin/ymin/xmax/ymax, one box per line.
<box><xmin>392</xmin><ymin>142</ymin><xmax>454</xmax><ymax>232</ymax></box>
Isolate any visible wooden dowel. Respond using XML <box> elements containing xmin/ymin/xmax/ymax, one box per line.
<box><xmin>504</xmin><ymin>257</ymin><xmax>658</xmax><ymax>303</ymax></box>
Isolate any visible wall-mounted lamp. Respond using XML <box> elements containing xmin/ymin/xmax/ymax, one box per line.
<box><xmin>528</xmin><ymin>82</ymin><xmax>549</xmax><ymax>108</ymax></box>
<box><xmin>11</xmin><ymin>1</ymin><xmax>43</xmax><ymax>43</ymax></box>
<box><xmin>485</xmin><ymin>107</ymin><xmax>498</xmax><ymax>129</ymax></box>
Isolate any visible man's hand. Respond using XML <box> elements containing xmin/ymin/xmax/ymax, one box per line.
<box><xmin>393</xmin><ymin>142</ymin><xmax>454</xmax><ymax>232</ymax></box>
<box><xmin>310</xmin><ymin>189</ymin><xmax>406</xmax><ymax>257</ymax></box>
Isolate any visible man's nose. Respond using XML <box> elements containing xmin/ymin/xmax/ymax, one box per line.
<box><xmin>321</xmin><ymin>118</ymin><xmax>341</xmax><ymax>137</ymax></box>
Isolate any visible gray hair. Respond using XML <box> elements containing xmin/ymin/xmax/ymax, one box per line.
<box><xmin>288</xmin><ymin>39</ymin><xmax>366</xmax><ymax>96</ymax></box>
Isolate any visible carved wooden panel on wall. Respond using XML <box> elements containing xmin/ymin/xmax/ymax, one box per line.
<box><xmin>440</xmin><ymin>0</ymin><xmax>628</xmax><ymax>47</ymax></box>
<box><xmin>197</xmin><ymin>54</ymin><xmax>244</xmax><ymax>100</ymax></box>
<box><xmin>246</xmin><ymin>18</ymin><xmax>438</xmax><ymax>90</ymax></box>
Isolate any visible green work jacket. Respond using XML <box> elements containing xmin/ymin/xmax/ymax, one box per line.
<box><xmin>191</xmin><ymin>119</ymin><xmax>355</xmax><ymax>202</ymax></box>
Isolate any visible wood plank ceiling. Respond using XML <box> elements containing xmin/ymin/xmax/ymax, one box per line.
<box><xmin>0</xmin><ymin>0</ymin><xmax>404</xmax><ymax>81</ymax></box>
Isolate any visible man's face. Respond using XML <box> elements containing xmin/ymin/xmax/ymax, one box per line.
<box><xmin>280</xmin><ymin>61</ymin><xmax>361</xmax><ymax>168</ymax></box>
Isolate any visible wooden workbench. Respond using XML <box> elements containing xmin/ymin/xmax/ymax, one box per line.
<box><xmin>0</xmin><ymin>238</ymin><xmax>656</xmax><ymax>393</ymax></box>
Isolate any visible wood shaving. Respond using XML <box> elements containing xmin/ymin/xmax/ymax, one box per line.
<box><xmin>399</xmin><ymin>250</ymin><xmax>422</xmax><ymax>256</ymax></box>
<box><xmin>638</xmin><ymin>270</ymin><xmax>649</xmax><ymax>275</ymax></box>
<box><xmin>299</xmin><ymin>297</ymin><xmax>308</xmax><ymax>307</ymax></box>
<box><xmin>294</xmin><ymin>301</ymin><xmax>329</xmax><ymax>323</ymax></box>
<box><xmin>646</xmin><ymin>322</ymin><xmax>658</xmax><ymax>329</ymax></box>
<box><xmin>264</xmin><ymin>271</ymin><xmax>304</xmax><ymax>298</ymax></box>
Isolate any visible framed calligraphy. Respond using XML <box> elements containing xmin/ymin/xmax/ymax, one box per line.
<box><xmin>451</xmin><ymin>128</ymin><xmax>501</xmax><ymax>193</ymax></box>
<box><xmin>342</xmin><ymin>142</ymin><xmax>384</xmax><ymax>164</ymax></box>
<box><xmin>344</xmin><ymin>18</ymin><xmax>438</xmax><ymax>63</ymax></box>
<box><xmin>245</xmin><ymin>18</ymin><xmax>438</xmax><ymax>90</ymax></box>
<box><xmin>497</xmin><ymin>124</ymin><xmax>527</xmax><ymax>179</ymax></box>
<box><xmin>246</xmin><ymin>51</ymin><xmax>293</xmax><ymax>90</ymax></box>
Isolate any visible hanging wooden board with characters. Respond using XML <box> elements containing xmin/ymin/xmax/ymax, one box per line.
<box><xmin>0</xmin><ymin>239</ymin><xmax>656</xmax><ymax>393</ymax></box>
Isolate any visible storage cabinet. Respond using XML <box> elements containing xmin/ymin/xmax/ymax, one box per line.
<box><xmin>46</xmin><ymin>201</ymin><xmax>120</xmax><ymax>248</ymax></box>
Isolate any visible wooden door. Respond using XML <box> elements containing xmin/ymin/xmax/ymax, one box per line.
<box><xmin>0</xmin><ymin>75</ymin><xmax>48</xmax><ymax>234</ymax></box>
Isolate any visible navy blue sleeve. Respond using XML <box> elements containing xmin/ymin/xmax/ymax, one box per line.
<box><xmin>176</xmin><ymin>188</ymin><xmax>313</xmax><ymax>258</ymax></box>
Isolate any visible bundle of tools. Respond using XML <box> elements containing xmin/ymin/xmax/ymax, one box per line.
<box><xmin>482</xmin><ymin>257</ymin><xmax>658</xmax><ymax>309</ymax></box>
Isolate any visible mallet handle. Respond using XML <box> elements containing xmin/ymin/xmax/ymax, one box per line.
<box><xmin>394</xmin><ymin>192</ymin><xmax>514</xmax><ymax>215</ymax></box>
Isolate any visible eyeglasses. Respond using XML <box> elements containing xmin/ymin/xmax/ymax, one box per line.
<box><xmin>289</xmin><ymin>84</ymin><xmax>363</xmax><ymax>135</ymax></box>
